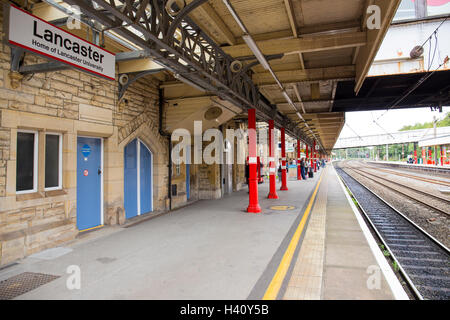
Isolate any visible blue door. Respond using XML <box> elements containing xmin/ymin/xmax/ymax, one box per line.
<box><xmin>124</xmin><ymin>140</ymin><xmax>138</xmax><ymax>219</ymax></box>
<box><xmin>140</xmin><ymin>142</ymin><xmax>152</xmax><ymax>214</ymax></box>
<box><xmin>77</xmin><ymin>137</ymin><xmax>102</xmax><ymax>230</ymax></box>
<box><xmin>124</xmin><ymin>139</ymin><xmax>152</xmax><ymax>219</ymax></box>
<box><xmin>186</xmin><ymin>163</ymin><xmax>190</xmax><ymax>200</ymax></box>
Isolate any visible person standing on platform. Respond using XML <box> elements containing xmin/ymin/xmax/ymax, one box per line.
<box><xmin>245</xmin><ymin>159</ymin><xmax>249</xmax><ymax>192</ymax></box>
<box><xmin>277</xmin><ymin>160</ymin><xmax>282</xmax><ymax>182</ymax></box>
<box><xmin>300</xmin><ymin>158</ymin><xmax>306</xmax><ymax>180</ymax></box>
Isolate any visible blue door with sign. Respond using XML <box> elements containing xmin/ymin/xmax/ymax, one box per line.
<box><xmin>77</xmin><ymin>137</ymin><xmax>102</xmax><ymax>230</ymax></box>
<box><xmin>124</xmin><ymin>139</ymin><xmax>152</xmax><ymax>219</ymax></box>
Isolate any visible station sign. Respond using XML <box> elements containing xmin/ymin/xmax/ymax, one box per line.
<box><xmin>5</xmin><ymin>4</ymin><xmax>115</xmax><ymax>80</ymax></box>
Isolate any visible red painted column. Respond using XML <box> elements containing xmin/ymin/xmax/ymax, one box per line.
<box><xmin>280</xmin><ymin>128</ymin><xmax>288</xmax><ymax>191</ymax></box>
<box><xmin>414</xmin><ymin>144</ymin><xmax>418</xmax><ymax>164</ymax></box>
<box><xmin>297</xmin><ymin>140</ymin><xmax>302</xmax><ymax>180</ymax></box>
<box><xmin>268</xmin><ymin>120</ymin><xmax>278</xmax><ymax>199</ymax></box>
<box><xmin>443</xmin><ymin>147</ymin><xmax>447</xmax><ymax>165</ymax></box>
<box><xmin>247</xmin><ymin>109</ymin><xmax>261</xmax><ymax>213</ymax></box>
<box><xmin>422</xmin><ymin>147</ymin><xmax>426</xmax><ymax>164</ymax></box>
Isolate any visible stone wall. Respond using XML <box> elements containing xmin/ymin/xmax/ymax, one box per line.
<box><xmin>0</xmin><ymin>4</ymin><xmax>251</xmax><ymax>266</ymax></box>
<box><xmin>0</xmin><ymin>5</ymin><xmax>168</xmax><ymax>265</ymax></box>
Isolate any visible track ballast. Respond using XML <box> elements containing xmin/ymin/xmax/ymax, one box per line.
<box><xmin>335</xmin><ymin>166</ymin><xmax>450</xmax><ymax>300</ymax></box>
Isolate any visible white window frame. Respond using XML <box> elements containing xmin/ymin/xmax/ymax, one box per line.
<box><xmin>16</xmin><ymin>130</ymin><xmax>38</xmax><ymax>194</ymax></box>
<box><xmin>44</xmin><ymin>132</ymin><xmax>63</xmax><ymax>191</ymax></box>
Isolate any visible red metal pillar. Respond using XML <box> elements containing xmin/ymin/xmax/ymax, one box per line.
<box><xmin>414</xmin><ymin>143</ymin><xmax>418</xmax><ymax>164</ymax></box>
<box><xmin>444</xmin><ymin>146</ymin><xmax>448</xmax><ymax>165</ymax></box>
<box><xmin>422</xmin><ymin>147</ymin><xmax>426</xmax><ymax>164</ymax></box>
<box><xmin>280</xmin><ymin>128</ymin><xmax>288</xmax><ymax>191</ymax></box>
<box><xmin>247</xmin><ymin>109</ymin><xmax>261</xmax><ymax>213</ymax></box>
<box><xmin>268</xmin><ymin>120</ymin><xmax>278</xmax><ymax>199</ymax></box>
<box><xmin>297</xmin><ymin>140</ymin><xmax>302</xmax><ymax>180</ymax></box>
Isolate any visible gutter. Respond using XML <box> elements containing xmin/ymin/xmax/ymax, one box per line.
<box><xmin>159</xmin><ymin>88</ymin><xmax>172</xmax><ymax>211</ymax></box>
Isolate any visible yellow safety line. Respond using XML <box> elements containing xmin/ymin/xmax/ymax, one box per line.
<box><xmin>79</xmin><ymin>224</ymin><xmax>104</xmax><ymax>233</ymax></box>
<box><xmin>262</xmin><ymin>170</ymin><xmax>326</xmax><ymax>300</ymax></box>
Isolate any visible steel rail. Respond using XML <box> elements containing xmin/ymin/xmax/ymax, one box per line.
<box><xmin>344</xmin><ymin>166</ymin><xmax>449</xmax><ymax>216</ymax></box>
<box><xmin>349</xmin><ymin>165</ymin><xmax>450</xmax><ymax>204</ymax></box>
<box><xmin>335</xmin><ymin>164</ymin><xmax>450</xmax><ymax>300</ymax></box>
<box><xmin>364</xmin><ymin>164</ymin><xmax>450</xmax><ymax>187</ymax></box>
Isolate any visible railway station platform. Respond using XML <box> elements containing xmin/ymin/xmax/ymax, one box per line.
<box><xmin>366</xmin><ymin>161</ymin><xmax>450</xmax><ymax>176</ymax></box>
<box><xmin>0</xmin><ymin>166</ymin><xmax>407</xmax><ymax>300</ymax></box>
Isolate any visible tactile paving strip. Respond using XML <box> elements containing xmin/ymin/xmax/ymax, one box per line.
<box><xmin>0</xmin><ymin>272</ymin><xmax>60</xmax><ymax>300</ymax></box>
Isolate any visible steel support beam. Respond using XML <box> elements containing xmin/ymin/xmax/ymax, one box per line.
<box><xmin>60</xmin><ymin>0</ymin><xmax>316</xmax><ymax>149</ymax></box>
<box><xmin>280</xmin><ymin>127</ymin><xmax>288</xmax><ymax>191</ymax></box>
<box><xmin>268</xmin><ymin>120</ymin><xmax>278</xmax><ymax>199</ymax></box>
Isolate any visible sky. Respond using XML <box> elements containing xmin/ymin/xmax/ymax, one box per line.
<box><xmin>337</xmin><ymin>106</ymin><xmax>450</xmax><ymax>140</ymax></box>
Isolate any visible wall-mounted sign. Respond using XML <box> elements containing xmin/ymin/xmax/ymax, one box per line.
<box><xmin>81</xmin><ymin>144</ymin><xmax>91</xmax><ymax>158</ymax></box>
<box><xmin>5</xmin><ymin>4</ymin><xmax>115</xmax><ymax>80</ymax></box>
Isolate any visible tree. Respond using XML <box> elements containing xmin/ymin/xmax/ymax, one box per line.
<box><xmin>399</xmin><ymin>112</ymin><xmax>450</xmax><ymax>131</ymax></box>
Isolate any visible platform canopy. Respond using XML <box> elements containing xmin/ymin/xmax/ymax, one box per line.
<box><xmin>27</xmin><ymin>0</ymin><xmax>405</xmax><ymax>154</ymax></box>
<box><xmin>419</xmin><ymin>135</ymin><xmax>450</xmax><ymax>147</ymax></box>
<box><xmin>333</xmin><ymin>70</ymin><xmax>450</xmax><ymax>113</ymax></box>
<box><xmin>188</xmin><ymin>0</ymin><xmax>402</xmax><ymax>153</ymax></box>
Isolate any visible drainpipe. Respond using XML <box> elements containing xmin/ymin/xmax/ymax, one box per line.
<box><xmin>159</xmin><ymin>88</ymin><xmax>172</xmax><ymax>211</ymax></box>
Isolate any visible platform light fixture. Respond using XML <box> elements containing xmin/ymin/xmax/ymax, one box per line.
<box><xmin>222</xmin><ymin>0</ymin><xmax>325</xmax><ymax>152</ymax></box>
<box><xmin>242</xmin><ymin>34</ymin><xmax>271</xmax><ymax>70</ymax></box>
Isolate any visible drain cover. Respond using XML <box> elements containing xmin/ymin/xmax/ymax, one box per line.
<box><xmin>269</xmin><ymin>205</ymin><xmax>296</xmax><ymax>211</ymax></box>
<box><xmin>0</xmin><ymin>272</ymin><xmax>59</xmax><ymax>300</ymax></box>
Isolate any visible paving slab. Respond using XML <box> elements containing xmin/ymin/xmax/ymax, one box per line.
<box><xmin>0</xmin><ymin>173</ymin><xmax>321</xmax><ymax>300</ymax></box>
<box><xmin>281</xmin><ymin>166</ymin><xmax>406</xmax><ymax>300</ymax></box>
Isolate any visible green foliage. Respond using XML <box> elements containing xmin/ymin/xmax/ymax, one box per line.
<box><xmin>399</xmin><ymin>112</ymin><xmax>450</xmax><ymax>131</ymax></box>
<box><xmin>393</xmin><ymin>261</ymin><xmax>400</xmax><ymax>272</ymax></box>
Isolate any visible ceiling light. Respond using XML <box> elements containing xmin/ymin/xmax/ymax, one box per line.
<box><xmin>242</xmin><ymin>34</ymin><xmax>271</xmax><ymax>70</ymax></box>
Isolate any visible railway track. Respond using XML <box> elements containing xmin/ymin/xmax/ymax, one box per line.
<box><xmin>364</xmin><ymin>165</ymin><xmax>450</xmax><ymax>187</ymax></box>
<box><xmin>335</xmin><ymin>165</ymin><xmax>450</xmax><ymax>300</ymax></box>
<box><xmin>343</xmin><ymin>165</ymin><xmax>450</xmax><ymax>216</ymax></box>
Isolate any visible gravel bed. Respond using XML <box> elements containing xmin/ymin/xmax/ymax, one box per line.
<box><xmin>366</xmin><ymin>162</ymin><xmax>450</xmax><ymax>181</ymax></box>
<box><xmin>360</xmin><ymin>164</ymin><xmax>450</xmax><ymax>200</ymax></box>
<box><xmin>348</xmin><ymin>166</ymin><xmax>450</xmax><ymax>214</ymax></box>
<box><xmin>335</xmin><ymin>165</ymin><xmax>449</xmax><ymax>300</ymax></box>
<box><xmin>340</xmin><ymin>163</ymin><xmax>449</xmax><ymax>249</ymax></box>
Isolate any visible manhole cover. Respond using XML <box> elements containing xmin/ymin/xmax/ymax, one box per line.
<box><xmin>0</xmin><ymin>272</ymin><xmax>60</xmax><ymax>300</ymax></box>
<box><xmin>269</xmin><ymin>205</ymin><xmax>296</xmax><ymax>211</ymax></box>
